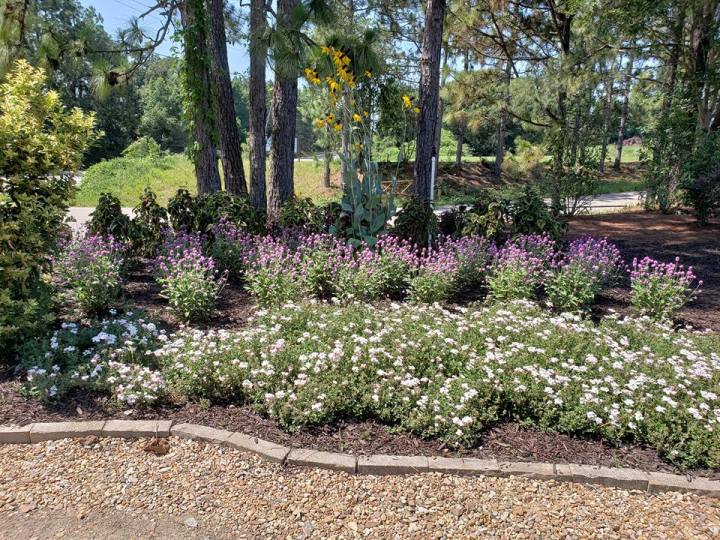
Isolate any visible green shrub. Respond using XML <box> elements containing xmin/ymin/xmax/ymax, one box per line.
<box><xmin>462</xmin><ymin>186</ymin><xmax>563</xmax><ymax>241</ymax></box>
<box><xmin>682</xmin><ymin>170</ymin><xmax>720</xmax><ymax>225</ymax></box>
<box><xmin>122</xmin><ymin>136</ymin><xmax>163</xmax><ymax>158</ymax></box>
<box><xmin>53</xmin><ymin>235</ymin><xmax>126</xmax><ymax>316</ymax></box>
<box><xmin>393</xmin><ymin>198</ymin><xmax>439</xmax><ymax>248</ymax></box>
<box><xmin>167</xmin><ymin>189</ymin><xmax>265</xmax><ymax>235</ymax></box>
<box><xmin>129</xmin><ymin>188</ymin><xmax>168</xmax><ymax>257</ymax></box>
<box><xmin>88</xmin><ymin>193</ymin><xmax>131</xmax><ymax>240</ymax></box>
<box><xmin>0</xmin><ymin>60</ymin><xmax>99</xmax><ymax>361</ymax></box>
<box><xmin>277</xmin><ymin>197</ymin><xmax>326</xmax><ymax>232</ymax></box>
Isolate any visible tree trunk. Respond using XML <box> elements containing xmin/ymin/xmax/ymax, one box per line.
<box><xmin>653</xmin><ymin>8</ymin><xmax>684</xmax><ymax>164</ymax></box>
<box><xmin>552</xmin><ymin>10</ymin><xmax>573</xmax><ymax>173</ymax></box>
<box><xmin>494</xmin><ymin>57</ymin><xmax>511</xmax><ymax>178</ymax></box>
<box><xmin>207</xmin><ymin>0</ymin><xmax>247</xmax><ymax>195</ymax></box>
<box><xmin>268</xmin><ymin>0</ymin><xmax>299</xmax><ymax>220</ymax></box>
<box><xmin>433</xmin><ymin>46</ymin><xmax>449</xmax><ymax>166</ymax></box>
<box><xmin>323</xmin><ymin>149</ymin><xmax>331</xmax><ymax>188</ymax></box>
<box><xmin>413</xmin><ymin>0</ymin><xmax>446</xmax><ymax>202</ymax></box>
<box><xmin>599</xmin><ymin>67</ymin><xmax>615</xmax><ymax>172</ymax></box>
<box><xmin>455</xmin><ymin>50</ymin><xmax>469</xmax><ymax>168</ymax></box>
<box><xmin>180</xmin><ymin>0</ymin><xmax>221</xmax><ymax>195</ymax></box>
<box><xmin>690</xmin><ymin>1</ymin><xmax>714</xmax><ymax>139</ymax></box>
<box><xmin>613</xmin><ymin>51</ymin><xmax>634</xmax><ymax>171</ymax></box>
<box><xmin>248</xmin><ymin>0</ymin><xmax>268</xmax><ymax>211</ymax></box>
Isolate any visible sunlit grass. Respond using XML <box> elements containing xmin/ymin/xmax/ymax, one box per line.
<box><xmin>74</xmin><ymin>146</ymin><xmax>645</xmax><ymax>207</ymax></box>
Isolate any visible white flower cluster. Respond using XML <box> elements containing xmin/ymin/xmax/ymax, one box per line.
<box><xmin>151</xmin><ymin>300</ymin><xmax>720</xmax><ymax>468</ymax></box>
<box><xmin>22</xmin><ymin>313</ymin><xmax>166</xmax><ymax>407</ymax></box>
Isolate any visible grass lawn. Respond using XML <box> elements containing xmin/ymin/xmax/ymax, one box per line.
<box><xmin>75</xmin><ymin>146</ymin><xmax>645</xmax><ymax>207</ymax></box>
<box><xmin>75</xmin><ymin>154</ymin><xmax>342</xmax><ymax>207</ymax></box>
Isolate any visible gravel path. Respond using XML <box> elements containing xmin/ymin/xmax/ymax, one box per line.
<box><xmin>1</xmin><ymin>438</ymin><xmax>719</xmax><ymax>539</ymax></box>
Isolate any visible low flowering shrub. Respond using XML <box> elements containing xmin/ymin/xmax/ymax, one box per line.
<box><xmin>546</xmin><ymin>236</ymin><xmax>623</xmax><ymax>312</ymax></box>
<box><xmin>508</xmin><ymin>233</ymin><xmax>557</xmax><ymax>267</ymax></box>
<box><xmin>21</xmin><ymin>311</ymin><xmax>165</xmax><ymax>406</ymax></box>
<box><xmin>209</xmin><ymin>218</ymin><xmax>255</xmax><ymax>281</ymax></box>
<box><xmin>155</xmin><ymin>246</ymin><xmax>227</xmax><ymax>322</ymax></box>
<box><xmin>486</xmin><ymin>244</ymin><xmax>545</xmax><ymax>301</ymax></box>
<box><xmin>409</xmin><ymin>248</ymin><xmax>458</xmax><ymax>303</ymax></box>
<box><xmin>630</xmin><ymin>257</ymin><xmax>702</xmax><ymax>320</ymax></box>
<box><xmin>374</xmin><ymin>236</ymin><xmax>418</xmax><ymax>298</ymax></box>
<box><xmin>243</xmin><ymin>236</ymin><xmax>310</xmax><ymax>306</ymax></box>
<box><xmin>150</xmin><ymin>301</ymin><xmax>720</xmax><ymax>468</ymax></box>
<box><xmin>330</xmin><ymin>243</ymin><xmax>386</xmax><ymax>302</ymax></box>
<box><xmin>54</xmin><ymin>234</ymin><xmax>126</xmax><ymax>316</ymax></box>
<box><xmin>409</xmin><ymin>236</ymin><xmax>489</xmax><ymax>303</ymax></box>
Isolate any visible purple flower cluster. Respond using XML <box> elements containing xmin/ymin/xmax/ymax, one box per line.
<box><xmin>156</xmin><ymin>245</ymin><xmax>218</xmax><ymax>279</ymax></box>
<box><xmin>55</xmin><ymin>234</ymin><xmax>125</xmax><ymax>271</ymax></box>
<box><xmin>558</xmin><ymin>235</ymin><xmax>624</xmax><ymax>287</ymax></box>
<box><xmin>54</xmin><ymin>234</ymin><xmax>126</xmax><ymax>314</ymax></box>
<box><xmin>629</xmin><ymin>256</ymin><xmax>702</xmax><ymax>319</ymax></box>
<box><xmin>491</xmin><ymin>243</ymin><xmax>546</xmax><ymax>279</ymax></box>
<box><xmin>507</xmin><ymin>233</ymin><xmax>557</xmax><ymax>266</ymax></box>
<box><xmin>630</xmin><ymin>256</ymin><xmax>700</xmax><ymax>288</ymax></box>
<box><xmin>160</xmin><ymin>229</ymin><xmax>205</xmax><ymax>259</ymax></box>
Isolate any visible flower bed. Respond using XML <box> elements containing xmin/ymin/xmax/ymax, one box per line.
<box><xmin>20</xmin><ymin>301</ymin><xmax>720</xmax><ymax>468</ymax></box>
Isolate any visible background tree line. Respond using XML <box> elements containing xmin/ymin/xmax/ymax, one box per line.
<box><xmin>1</xmin><ymin>0</ymin><xmax>718</xmax><ymax>217</ymax></box>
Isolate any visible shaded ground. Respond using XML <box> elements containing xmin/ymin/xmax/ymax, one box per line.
<box><xmin>568</xmin><ymin>212</ymin><xmax>720</xmax><ymax>331</ymax></box>
<box><xmin>0</xmin><ymin>508</ymin><xmax>221</xmax><ymax>540</ymax></box>
<box><xmin>121</xmin><ymin>261</ymin><xmax>253</xmax><ymax>331</ymax></box>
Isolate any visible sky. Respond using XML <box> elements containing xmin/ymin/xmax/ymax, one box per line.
<box><xmin>80</xmin><ymin>0</ymin><xmax>250</xmax><ymax>74</ymax></box>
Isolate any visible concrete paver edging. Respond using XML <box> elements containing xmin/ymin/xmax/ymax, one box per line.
<box><xmin>2</xmin><ymin>420</ymin><xmax>718</xmax><ymax>498</ymax></box>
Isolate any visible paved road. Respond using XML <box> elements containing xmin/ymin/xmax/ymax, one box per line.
<box><xmin>67</xmin><ymin>191</ymin><xmax>645</xmax><ymax>232</ymax></box>
<box><xmin>433</xmin><ymin>191</ymin><xmax>645</xmax><ymax>215</ymax></box>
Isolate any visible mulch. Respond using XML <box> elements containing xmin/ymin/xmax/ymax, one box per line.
<box><xmin>568</xmin><ymin>211</ymin><xmax>720</xmax><ymax>331</ymax></box>
<box><xmin>1</xmin><ymin>376</ymin><xmax>712</xmax><ymax>478</ymax></box>
<box><xmin>2</xmin><ymin>211</ymin><xmax>719</xmax><ymax>479</ymax></box>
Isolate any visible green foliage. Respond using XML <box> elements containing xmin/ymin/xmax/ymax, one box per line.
<box><xmin>682</xmin><ymin>170</ymin><xmax>720</xmax><ymax>225</ymax></box>
<box><xmin>129</xmin><ymin>188</ymin><xmax>168</xmax><ymax>257</ymax></box>
<box><xmin>53</xmin><ymin>235</ymin><xmax>126</xmax><ymax>316</ymax></box>
<box><xmin>392</xmin><ymin>198</ymin><xmax>439</xmax><ymax>248</ymax></box>
<box><xmin>331</xmin><ymin>162</ymin><xmax>395</xmax><ymax>247</ymax></box>
<box><xmin>122</xmin><ymin>136</ymin><xmax>162</xmax><ymax>159</ymax></box>
<box><xmin>76</xmin><ymin>153</ymin><xmax>196</xmax><ymax>207</ymax></box>
<box><xmin>543</xmin><ymin>166</ymin><xmax>599</xmax><ymax>217</ymax></box>
<box><xmin>139</xmin><ymin>58</ymin><xmax>188</xmax><ymax>153</ymax></box>
<box><xmin>408</xmin><ymin>271</ymin><xmax>456</xmax><ymax>303</ymax></box>
<box><xmin>546</xmin><ymin>263</ymin><xmax>598</xmax><ymax>312</ymax></box>
<box><xmin>511</xmin><ymin>185</ymin><xmax>564</xmax><ymax>237</ymax></box>
<box><xmin>503</xmin><ymin>138</ymin><xmax>546</xmax><ymax>180</ymax></box>
<box><xmin>277</xmin><ymin>197</ymin><xmax>326</xmax><ymax>232</ymax></box>
<box><xmin>167</xmin><ymin>189</ymin><xmax>265</xmax><ymax>235</ymax></box>
<box><xmin>0</xmin><ymin>60</ymin><xmax>99</xmax><ymax>360</ymax></box>
<box><xmin>167</xmin><ymin>189</ymin><xmax>197</xmax><ymax>232</ymax></box>
<box><xmin>88</xmin><ymin>193</ymin><xmax>131</xmax><ymax>240</ymax></box>
<box><xmin>462</xmin><ymin>186</ymin><xmax>563</xmax><ymax>241</ymax></box>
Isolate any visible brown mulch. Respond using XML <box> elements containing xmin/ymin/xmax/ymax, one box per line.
<box><xmin>1</xmin><ymin>377</ymin><xmax>716</xmax><ymax>479</ymax></box>
<box><xmin>120</xmin><ymin>261</ymin><xmax>255</xmax><ymax>332</ymax></box>
<box><xmin>568</xmin><ymin>211</ymin><xmax>720</xmax><ymax>331</ymax></box>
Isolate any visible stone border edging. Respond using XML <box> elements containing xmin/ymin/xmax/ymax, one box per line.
<box><xmin>2</xmin><ymin>420</ymin><xmax>719</xmax><ymax>498</ymax></box>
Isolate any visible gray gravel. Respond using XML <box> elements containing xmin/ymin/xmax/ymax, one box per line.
<box><xmin>1</xmin><ymin>437</ymin><xmax>719</xmax><ymax>539</ymax></box>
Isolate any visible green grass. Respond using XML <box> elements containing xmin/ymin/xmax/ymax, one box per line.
<box><xmin>75</xmin><ymin>146</ymin><xmax>645</xmax><ymax>208</ymax></box>
<box><xmin>75</xmin><ymin>154</ymin><xmax>343</xmax><ymax>207</ymax></box>
<box><xmin>75</xmin><ymin>154</ymin><xmax>196</xmax><ymax>207</ymax></box>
